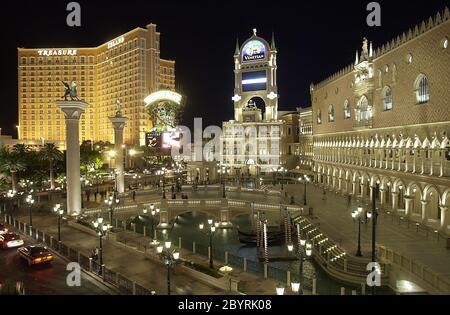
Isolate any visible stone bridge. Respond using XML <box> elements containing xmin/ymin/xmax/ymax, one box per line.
<box><xmin>85</xmin><ymin>198</ymin><xmax>304</xmax><ymax>228</ymax></box>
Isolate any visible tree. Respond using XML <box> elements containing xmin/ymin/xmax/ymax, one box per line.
<box><xmin>39</xmin><ymin>143</ymin><xmax>64</xmax><ymax>190</ymax></box>
<box><xmin>0</xmin><ymin>147</ymin><xmax>26</xmax><ymax>192</ymax></box>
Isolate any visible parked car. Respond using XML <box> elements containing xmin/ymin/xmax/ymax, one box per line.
<box><xmin>0</xmin><ymin>233</ymin><xmax>24</xmax><ymax>249</ymax></box>
<box><xmin>17</xmin><ymin>245</ymin><xmax>54</xmax><ymax>266</ymax></box>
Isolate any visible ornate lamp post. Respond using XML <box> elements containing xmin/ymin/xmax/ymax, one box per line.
<box><xmin>92</xmin><ymin>217</ymin><xmax>111</xmax><ymax>272</ymax></box>
<box><xmin>161</xmin><ymin>167</ymin><xmax>167</xmax><ymax>199</ymax></box>
<box><xmin>351</xmin><ymin>206</ymin><xmax>371</xmax><ymax>257</ymax></box>
<box><xmin>199</xmin><ymin>219</ymin><xmax>219</xmax><ymax>269</ymax></box>
<box><xmin>298</xmin><ymin>175</ymin><xmax>311</xmax><ymax>206</ymax></box>
<box><xmin>156</xmin><ymin>240</ymin><xmax>180</xmax><ymax>295</ymax></box>
<box><xmin>105</xmin><ymin>193</ymin><xmax>119</xmax><ymax>225</ymax></box>
<box><xmin>80</xmin><ymin>177</ymin><xmax>89</xmax><ymax>209</ymax></box>
<box><xmin>53</xmin><ymin>203</ymin><xmax>64</xmax><ymax>242</ymax></box>
<box><xmin>25</xmin><ymin>194</ymin><xmax>35</xmax><ymax>227</ymax></box>
<box><xmin>6</xmin><ymin>190</ymin><xmax>16</xmax><ymax>214</ymax></box>
<box><xmin>287</xmin><ymin>223</ymin><xmax>312</xmax><ymax>295</ymax></box>
<box><xmin>143</xmin><ymin>204</ymin><xmax>160</xmax><ymax>240</ymax></box>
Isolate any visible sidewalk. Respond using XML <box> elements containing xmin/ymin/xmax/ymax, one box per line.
<box><xmin>284</xmin><ymin>184</ymin><xmax>450</xmax><ymax>284</ymax></box>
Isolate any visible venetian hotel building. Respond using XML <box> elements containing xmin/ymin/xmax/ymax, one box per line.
<box><xmin>17</xmin><ymin>23</ymin><xmax>175</xmax><ymax>147</ymax></box>
<box><xmin>310</xmin><ymin>8</ymin><xmax>450</xmax><ymax>234</ymax></box>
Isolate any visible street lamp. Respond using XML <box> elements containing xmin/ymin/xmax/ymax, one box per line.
<box><xmin>199</xmin><ymin>219</ymin><xmax>219</xmax><ymax>269</ymax></box>
<box><xmin>276</xmin><ymin>284</ymin><xmax>285</xmax><ymax>295</ymax></box>
<box><xmin>25</xmin><ymin>194</ymin><xmax>35</xmax><ymax>227</ymax></box>
<box><xmin>104</xmin><ymin>193</ymin><xmax>120</xmax><ymax>225</ymax></box>
<box><xmin>161</xmin><ymin>167</ymin><xmax>167</xmax><ymax>199</ymax></box>
<box><xmin>53</xmin><ymin>203</ymin><xmax>64</xmax><ymax>242</ymax></box>
<box><xmin>156</xmin><ymin>240</ymin><xmax>180</xmax><ymax>295</ymax></box>
<box><xmin>143</xmin><ymin>204</ymin><xmax>159</xmax><ymax>239</ymax></box>
<box><xmin>6</xmin><ymin>190</ymin><xmax>16</xmax><ymax>214</ymax></box>
<box><xmin>288</xmin><ymin>223</ymin><xmax>312</xmax><ymax>295</ymax></box>
<box><xmin>128</xmin><ymin>149</ymin><xmax>136</xmax><ymax>169</ymax></box>
<box><xmin>298</xmin><ymin>175</ymin><xmax>311</xmax><ymax>206</ymax></box>
<box><xmin>351</xmin><ymin>206</ymin><xmax>370</xmax><ymax>257</ymax></box>
<box><xmin>92</xmin><ymin>217</ymin><xmax>111</xmax><ymax>273</ymax></box>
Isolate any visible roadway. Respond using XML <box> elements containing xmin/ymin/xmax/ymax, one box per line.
<box><xmin>0</xmin><ymin>230</ymin><xmax>113</xmax><ymax>295</ymax></box>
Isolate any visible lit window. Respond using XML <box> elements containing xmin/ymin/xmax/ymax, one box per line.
<box><xmin>442</xmin><ymin>37</ymin><xmax>448</xmax><ymax>49</ymax></box>
<box><xmin>415</xmin><ymin>75</ymin><xmax>429</xmax><ymax>104</ymax></box>
<box><xmin>344</xmin><ymin>100</ymin><xmax>351</xmax><ymax>119</ymax></box>
<box><xmin>405</xmin><ymin>54</ymin><xmax>413</xmax><ymax>64</ymax></box>
<box><xmin>383</xmin><ymin>86</ymin><xmax>393</xmax><ymax>111</ymax></box>
<box><xmin>317</xmin><ymin>109</ymin><xmax>322</xmax><ymax>124</ymax></box>
<box><xmin>328</xmin><ymin>105</ymin><xmax>335</xmax><ymax>122</ymax></box>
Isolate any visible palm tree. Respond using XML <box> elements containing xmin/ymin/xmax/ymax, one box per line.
<box><xmin>39</xmin><ymin>143</ymin><xmax>64</xmax><ymax>190</ymax></box>
<box><xmin>12</xmin><ymin>143</ymin><xmax>30</xmax><ymax>156</ymax></box>
<box><xmin>0</xmin><ymin>147</ymin><xmax>26</xmax><ymax>192</ymax></box>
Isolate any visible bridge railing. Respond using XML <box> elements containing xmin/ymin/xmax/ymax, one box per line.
<box><xmin>377</xmin><ymin>244</ymin><xmax>450</xmax><ymax>294</ymax></box>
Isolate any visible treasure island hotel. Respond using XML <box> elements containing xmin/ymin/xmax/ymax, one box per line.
<box><xmin>17</xmin><ymin>23</ymin><xmax>175</xmax><ymax>148</ymax></box>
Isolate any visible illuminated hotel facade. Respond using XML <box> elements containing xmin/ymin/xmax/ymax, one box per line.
<box><xmin>309</xmin><ymin>8</ymin><xmax>450</xmax><ymax>234</ymax></box>
<box><xmin>17</xmin><ymin>23</ymin><xmax>175</xmax><ymax>147</ymax></box>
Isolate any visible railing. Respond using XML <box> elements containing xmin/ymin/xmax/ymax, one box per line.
<box><xmin>115</xmin><ymin>219</ymin><xmax>318</xmax><ymax>292</ymax></box>
<box><xmin>377</xmin><ymin>244</ymin><xmax>450</xmax><ymax>294</ymax></box>
<box><xmin>2</xmin><ymin>214</ymin><xmax>156</xmax><ymax>295</ymax></box>
<box><xmin>293</xmin><ymin>215</ymin><xmax>388</xmax><ymax>285</ymax></box>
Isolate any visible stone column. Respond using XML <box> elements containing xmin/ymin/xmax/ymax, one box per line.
<box><xmin>404</xmin><ymin>196</ymin><xmax>413</xmax><ymax>217</ymax></box>
<box><xmin>420</xmin><ymin>200</ymin><xmax>429</xmax><ymax>224</ymax></box>
<box><xmin>56</xmin><ymin>101</ymin><xmax>87</xmax><ymax>216</ymax></box>
<box><xmin>380</xmin><ymin>189</ymin><xmax>386</xmax><ymax>208</ymax></box>
<box><xmin>109</xmin><ymin>116</ymin><xmax>128</xmax><ymax>193</ymax></box>
<box><xmin>391</xmin><ymin>192</ymin><xmax>399</xmax><ymax>211</ymax></box>
<box><xmin>439</xmin><ymin>206</ymin><xmax>448</xmax><ymax>233</ymax></box>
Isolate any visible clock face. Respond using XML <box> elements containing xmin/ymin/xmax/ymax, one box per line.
<box><xmin>242</xmin><ymin>40</ymin><xmax>266</xmax><ymax>63</ymax></box>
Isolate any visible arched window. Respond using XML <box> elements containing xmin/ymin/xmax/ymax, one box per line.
<box><xmin>328</xmin><ymin>105</ymin><xmax>335</xmax><ymax>122</ymax></box>
<box><xmin>344</xmin><ymin>100</ymin><xmax>351</xmax><ymax>119</ymax></box>
<box><xmin>415</xmin><ymin>74</ymin><xmax>429</xmax><ymax>104</ymax></box>
<box><xmin>382</xmin><ymin>86</ymin><xmax>393</xmax><ymax>111</ymax></box>
<box><xmin>317</xmin><ymin>109</ymin><xmax>322</xmax><ymax>124</ymax></box>
<box><xmin>355</xmin><ymin>95</ymin><xmax>371</xmax><ymax>121</ymax></box>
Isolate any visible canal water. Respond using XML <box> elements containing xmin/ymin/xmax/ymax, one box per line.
<box><xmin>134</xmin><ymin>210</ymin><xmax>393</xmax><ymax>295</ymax></box>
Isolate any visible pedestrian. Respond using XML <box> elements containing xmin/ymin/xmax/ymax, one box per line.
<box><xmin>322</xmin><ymin>189</ymin><xmax>327</xmax><ymax>200</ymax></box>
<box><xmin>132</xmin><ymin>190</ymin><xmax>136</xmax><ymax>201</ymax></box>
<box><xmin>347</xmin><ymin>194</ymin><xmax>351</xmax><ymax>207</ymax></box>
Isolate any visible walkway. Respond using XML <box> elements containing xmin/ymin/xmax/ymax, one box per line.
<box><xmin>284</xmin><ymin>183</ymin><xmax>450</xmax><ymax>285</ymax></box>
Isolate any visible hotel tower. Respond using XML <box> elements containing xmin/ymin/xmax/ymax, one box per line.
<box><xmin>17</xmin><ymin>23</ymin><xmax>175</xmax><ymax>147</ymax></box>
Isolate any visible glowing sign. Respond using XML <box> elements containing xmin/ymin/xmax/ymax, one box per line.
<box><xmin>37</xmin><ymin>49</ymin><xmax>77</xmax><ymax>56</ymax></box>
<box><xmin>107</xmin><ymin>36</ymin><xmax>125</xmax><ymax>49</ymax></box>
<box><xmin>162</xmin><ymin>131</ymin><xmax>181</xmax><ymax>148</ymax></box>
<box><xmin>242</xmin><ymin>78</ymin><xmax>267</xmax><ymax>85</ymax></box>
<box><xmin>144</xmin><ymin>90</ymin><xmax>183</xmax><ymax>106</ymax></box>
<box><xmin>242</xmin><ymin>40</ymin><xmax>266</xmax><ymax>62</ymax></box>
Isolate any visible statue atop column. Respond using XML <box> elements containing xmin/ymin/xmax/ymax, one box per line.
<box><xmin>61</xmin><ymin>81</ymin><xmax>80</xmax><ymax>101</ymax></box>
<box><xmin>115</xmin><ymin>98</ymin><xmax>122</xmax><ymax>117</ymax></box>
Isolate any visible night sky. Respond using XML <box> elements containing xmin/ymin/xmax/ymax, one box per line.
<box><xmin>0</xmin><ymin>0</ymin><xmax>448</xmax><ymax>136</ymax></box>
